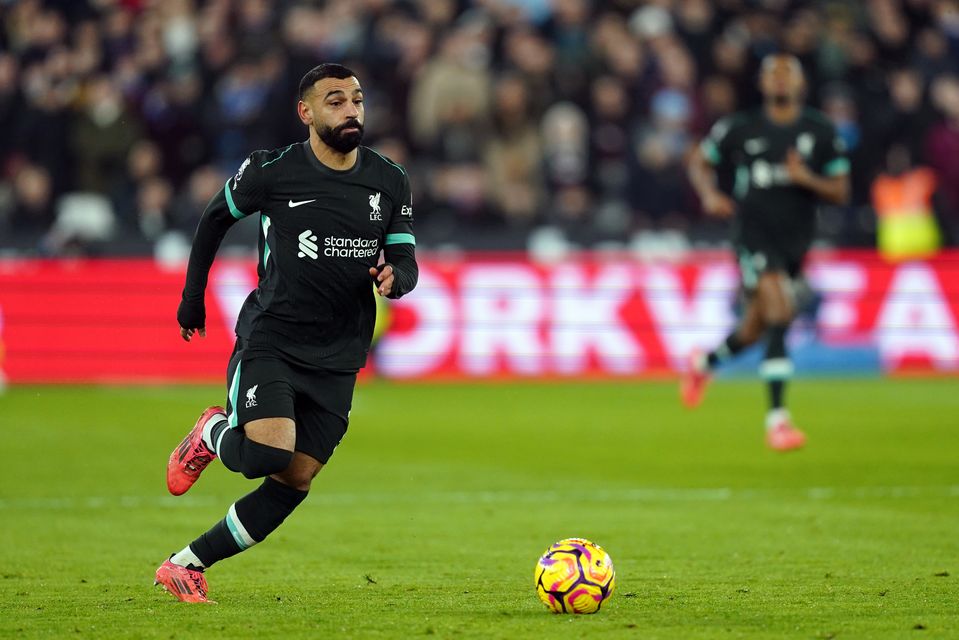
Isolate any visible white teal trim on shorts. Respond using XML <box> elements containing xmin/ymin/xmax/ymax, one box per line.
<box><xmin>733</xmin><ymin>165</ymin><xmax>750</xmax><ymax>199</ymax></box>
<box><xmin>760</xmin><ymin>358</ymin><xmax>794</xmax><ymax>380</ymax></box>
<box><xmin>228</xmin><ymin>361</ymin><xmax>242</xmax><ymax>427</ymax></box>
<box><xmin>226</xmin><ymin>503</ymin><xmax>257</xmax><ymax>550</ymax></box>
<box><xmin>224</xmin><ymin>180</ymin><xmax>248</xmax><ymax>219</ymax></box>
<box><xmin>738</xmin><ymin>249</ymin><xmax>758</xmax><ymax>290</ymax></box>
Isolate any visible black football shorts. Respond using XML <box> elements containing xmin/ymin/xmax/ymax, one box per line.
<box><xmin>223</xmin><ymin>338</ymin><xmax>357</xmax><ymax>464</ymax></box>
<box><xmin>734</xmin><ymin>241</ymin><xmax>806</xmax><ymax>293</ymax></box>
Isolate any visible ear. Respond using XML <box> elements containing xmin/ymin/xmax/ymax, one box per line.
<box><xmin>297</xmin><ymin>99</ymin><xmax>312</xmax><ymax>126</ymax></box>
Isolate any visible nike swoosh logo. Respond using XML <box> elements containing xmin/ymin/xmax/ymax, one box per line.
<box><xmin>288</xmin><ymin>199</ymin><xmax>316</xmax><ymax>208</ymax></box>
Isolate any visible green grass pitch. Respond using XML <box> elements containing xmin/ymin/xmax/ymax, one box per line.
<box><xmin>1</xmin><ymin>379</ymin><xmax>957</xmax><ymax>639</ymax></box>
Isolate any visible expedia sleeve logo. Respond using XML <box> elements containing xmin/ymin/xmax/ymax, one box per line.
<box><xmin>401</xmin><ymin>204</ymin><xmax>412</xmax><ymax>217</ymax></box>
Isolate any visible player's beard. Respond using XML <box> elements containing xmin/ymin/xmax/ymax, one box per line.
<box><xmin>318</xmin><ymin>119</ymin><xmax>364</xmax><ymax>154</ymax></box>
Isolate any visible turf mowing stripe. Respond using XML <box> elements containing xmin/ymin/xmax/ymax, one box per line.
<box><xmin>2</xmin><ymin>484</ymin><xmax>957</xmax><ymax>510</ymax></box>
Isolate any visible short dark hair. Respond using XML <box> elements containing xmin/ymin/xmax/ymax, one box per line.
<box><xmin>298</xmin><ymin>63</ymin><xmax>357</xmax><ymax>101</ymax></box>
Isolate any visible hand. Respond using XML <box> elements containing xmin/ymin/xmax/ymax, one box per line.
<box><xmin>785</xmin><ymin>148</ymin><xmax>813</xmax><ymax>187</ymax></box>
<box><xmin>180</xmin><ymin>326</ymin><xmax>206</xmax><ymax>342</ymax></box>
<box><xmin>177</xmin><ymin>298</ymin><xmax>206</xmax><ymax>342</ymax></box>
<box><xmin>702</xmin><ymin>190</ymin><xmax>736</xmax><ymax>218</ymax></box>
<box><xmin>370</xmin><ymin>264</ymin><xmax>394</xmax><ymax>297</ymax></box>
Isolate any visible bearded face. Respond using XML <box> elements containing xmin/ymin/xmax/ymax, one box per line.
<box><xmin>316</xmin><ymin>118</ymin><xmax>364</xmax><ymax>154</ymax></box>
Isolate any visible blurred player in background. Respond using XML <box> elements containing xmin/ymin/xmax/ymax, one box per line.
<box><xmin>154</xmin><ymin>63</ymin><xmax>418</xmax><ymax>603</ymax></box>
<box><xmin>683</xmin><ymin>53</ymin><xmax>850</xmax><ymax>451</ymax></box>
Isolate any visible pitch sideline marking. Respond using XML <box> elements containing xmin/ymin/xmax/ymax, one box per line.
<box><xmin>1</xmin><ymin>485</ymin><xmax>957</xmax><ymax>511</ymax></box>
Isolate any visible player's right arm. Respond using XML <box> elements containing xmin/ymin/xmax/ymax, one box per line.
<box><xmin>178</xmin><ymin>155</ymin><xmax>267</xmax><ymax>342</ymax></box>
<box><xmin>688</xmin><ymin>117</ymin><xmax>737</xmax><ymax>218</ymax></box>
<box><xmin>372</xmin><ymin>170</ymin><xmax>418</xmax><ymax>299</ymax></box>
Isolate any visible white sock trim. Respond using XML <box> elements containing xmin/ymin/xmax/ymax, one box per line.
<box><xmin>692</xmin><ymin>352</ymin><xmax>708</xmax><ymax>372</ymax></box>
<box><xmin>714</xmin><ymin>344</ymin><xmax>730</xmax><ymax>362</ymax></box>
<box><xmin>170</xmin><ymin>545</ymin><xmax>205</xmax><ymax>569</ymax></box>
<box><xmin>766</xmin><ymin>408</ymin><xmax>790</xmax><ymax>430</ymax></box>
<box><xmin>201</xmin><ymin>413</ymin><xmax>226</xmax><ymax>451</ymax></box>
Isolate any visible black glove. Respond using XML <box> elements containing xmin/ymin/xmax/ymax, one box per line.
<box><xmin>177</xmin><ymin>296</ymin><xmax>206</xmax><ymax>329</ymax></box>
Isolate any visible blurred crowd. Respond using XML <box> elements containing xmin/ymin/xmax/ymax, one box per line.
<box><xmin>1</xmin><ymin>0</ymin><xmax>958</xmax><ymax>258</ymax></box>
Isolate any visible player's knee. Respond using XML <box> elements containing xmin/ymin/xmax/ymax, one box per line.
<box><xmin>279</xmin><ymin>472</ymin><xmax>313</xmax><ymax>493</ymax></box>
<box><xmin>273</xmin><ymin>463</ymin><xmax>321</xmax><ymax>492</ymax></box>
<box><xmin>737</xmin><ymin>326</ymin><xmax>761</xmax><ymax>346</ymax></box>
<box><xmin>240</xmin><ymin>439</ymin><xmax>294</xmax><ymax>479</ymax></box>
<box><xmin>736</xmin><ymin>316</ymin><xmax>764</xmax><ymax>345</ymax></box>
<box><xmin>762</xmin><ymin>307</ymin><xmax>792</xmax><ymax>326</ymax></box>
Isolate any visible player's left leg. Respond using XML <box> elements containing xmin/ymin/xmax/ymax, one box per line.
<box><xmin>156</xmin><ymin>452</ymin><xmax>316</xmax><ymax>604</ymax></box>
<box><xmin>682</xmin><ymin>300</ymin><xmax>765</xmax><ymax>408</ymax></box>
<box><xmin>682</xmin><ymin>246</ymin><xmax>769</xmax><ymax>409</ymax></box>
<box><xmin>157</xmin><ymin>373</ymin><xmax>352</xmax><ymax>603</ymax></box>
<box><xmin>157</xmin><ymin>415</ymin><xmax>303</xmax><ymax>603</ymax></box>
<box><xmin>174</xmin><ymin>402</ymin><xmax>347</xmax><ymax>576</ymax></box>
<box><xmin>755</xmin><ymin>270</ymin><xmax>805</xmax><ymax>451</ymax></box>
<box><xmin>186</xmin><ymin>451</ymin><xmax>317</xmax><ymax>566</ymax></box>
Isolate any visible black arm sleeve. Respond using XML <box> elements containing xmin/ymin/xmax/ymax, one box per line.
<box><xmin>383</xmin><ymin>242</ymin><xmax>418</xmax><ymax>299</ymax></box>
<box><xmin>177</xmin><ymin>188</ymin><xmax>240</xmax><ymax>328</ymax></box>
<box><xmin>382</xmin><ymin>170</ymin><xmax>418</xmax><ymax>300</ymax></box>
<box><xmin>178</xmin><ymin>154</ymin><xmax>266</xmax><ymax>328</ymax></box>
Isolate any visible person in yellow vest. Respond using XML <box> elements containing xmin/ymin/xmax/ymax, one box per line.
<box><xmin>871</xmin><ymin>144</ymin><xmax>942</xmax><ymax>261</ymax></box>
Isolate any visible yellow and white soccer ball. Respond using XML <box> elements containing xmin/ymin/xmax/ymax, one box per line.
<box><xmin>534</xmin><ymin>537</ymin><xmax>616</xmax><ymax>614</ymax></box>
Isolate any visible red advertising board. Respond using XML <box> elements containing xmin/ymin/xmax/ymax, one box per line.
<box><xmin>0</xmin><ymin>251</ymin><xmax>957</xmax><ymax>383</ymax></box>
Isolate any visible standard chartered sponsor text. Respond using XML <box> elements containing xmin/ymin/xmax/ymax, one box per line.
<box><xmin>325</xmin><ymin>236</ymin><xmax>379</xmax><ymax>258</ymax></box>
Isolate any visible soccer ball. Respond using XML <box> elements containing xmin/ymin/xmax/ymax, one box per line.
<box><xmin>534</xmin><ymin>537</ymin><xmax>616</xmax><ymax>614</ymax></box>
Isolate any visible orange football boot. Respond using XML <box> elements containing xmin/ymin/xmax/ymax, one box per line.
<box><xmin>766</xmin><ymin>417</ymin><xmax>806</xmax><ymax>452</ymax></box>
<box><xmin>680</xmin><ymin>350</ymin><xmax>711</xmax><ymax>408</ymax></box>
<box><xmin>154</xmin><ymin>559</ymin><xmax>215</xmax><ymax>604</ymax></box>
<box><xmin>166</xmin><ymin>406</ymin><xmax>224</xmax><ymax>496</ymax></box>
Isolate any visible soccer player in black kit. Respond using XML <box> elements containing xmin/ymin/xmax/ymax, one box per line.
<box><xmin>154</xmin><ymin>64</ymin><xmax>417</xmax><ymax>603</ymax></box>
<box><xmin>683</xmin><ymin>54</ymin><xmax>850</xmax><ymax>451</ymax></box>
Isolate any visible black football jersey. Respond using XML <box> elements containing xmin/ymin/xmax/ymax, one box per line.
<box><xmin>180</xmin><ymin>141</ymin><xmax>417</xmax><ymax>371</ymax></box>
<box><xmin>701</xmin><ymin>107</ymin><xmax>849</xmax><ymax>252</ymax></box>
